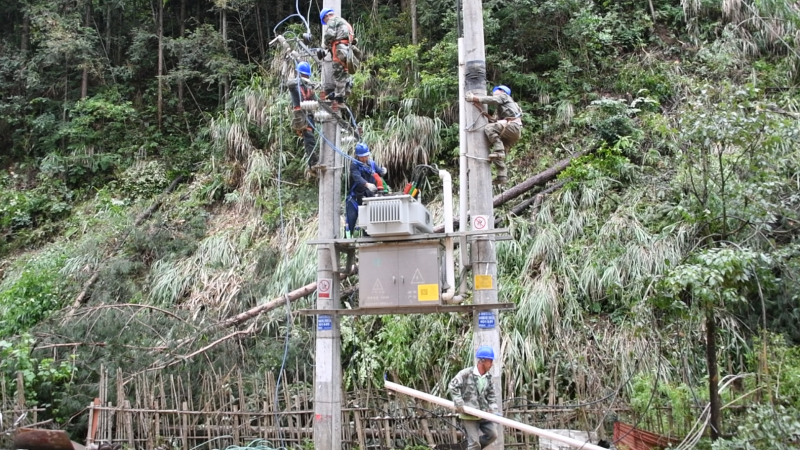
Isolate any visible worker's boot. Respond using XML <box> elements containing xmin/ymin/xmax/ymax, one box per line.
<box><xmin>488</xmin><ymin>141</ymin><xmax>505</xmax><ymax>161</ymax></box>
<box><xmin>493</xmin><ymin>162</ymin><xmax>508</xmax><ymax>186</ymax></box>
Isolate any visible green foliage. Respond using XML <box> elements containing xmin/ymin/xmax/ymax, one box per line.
<box><xmin>711</xmin><ymin>405</ymin><xmax>800</xmax><ymax>450</ymax></box>
<box><xmin>0</xmin><ymin>335</ymin><xmax>76</xmax><ymax>410</ymax></box>
<box><xmin>559</xmin><ymin>138</ymin><xmax>635</xmax><ymax>186</ymax></box>
<box><xmin>58</xmin><ymin>90</ymin><xmax>138</xmax><ymax>155</ymax></box>
<box><xmin>111</xmin><ymin>160</ymin><xmax>170</xmax><ymax>201</ymax></box>
<box><xmin>0</xmin><ymin>172</ymin><xmax>74</xmax><ymax>252</ymax></box>
<box><xmin>657</xmin><ymin>247</ymin><xmax>771</xmax><ymax>314</ymax></box>
<box><xmin>0</xmin><ymin>249</ymin><xmax>68</xmax><ymax>337</ymax></box>
<box><xmin>746</xmin><ymin>333</ymin><xmax>800</xmax><ymax>409</ymax></box>
<box><xmin>629</xmin><ymin>372</ymin><xmax>696</xmax><ymax>437</ymax></box>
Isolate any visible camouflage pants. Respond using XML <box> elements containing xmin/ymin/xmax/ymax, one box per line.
<box><xmin>484</xmin><ymin>121</ymin><xmax>522</xmax><ymax>179</ymax></box>
<box><xmin>292</xmin><ymin>110</ymin><xmax>317</xmax><ymax>166</ymax></box>
<box><xmin>462</xmin><ymin>419</ymin><xmax>497</xmax><ymax>450</ymax></box>
<box><xmin>332</xmin><ymin>44</ymin><xmax>352</xmax><ymax>99</ymax></box>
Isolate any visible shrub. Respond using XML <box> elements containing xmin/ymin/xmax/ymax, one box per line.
<box><xmin>0</xmin><ymin>249</ymin><xmax>68</xmax><ymax>337</ymax></box>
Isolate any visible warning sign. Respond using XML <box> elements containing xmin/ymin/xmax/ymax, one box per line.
<box><xmin>472</xmin><ymin>215</ymin><xmax>489</xmax><ymax>231</ymax></box>
<box><xmin>417</xmin><ymin>284</ymin><xmax>439</xmax><ymax>301</ymax></box>
<box><xmin>411</xmin><ymin>269</ymin><xmax>425</xmax><ymax>284</ymax></box>
<box><xmin>474</xmin><ymin>274</ymin><xmax>493</xmax><ymax>290</ymax></box>
<box><xmin>372</xmin><ymin>279</ymin><xmax>385</xmax><ymax>295</ymax></box>
<box><xmin>318</xmin><ymin>278</ymin><xmax>332</xmax><ymax>299</ymax></box>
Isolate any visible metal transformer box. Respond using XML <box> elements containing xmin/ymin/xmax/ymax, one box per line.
<box><xmin>358</xmin><ymin>194</ymin><xmax>434</xmax><ymax>237</ymax></box>
<box><xmin>359</xmin><ymin>242</ymin><xmax>442</xmax><ymax>307</ymax></box>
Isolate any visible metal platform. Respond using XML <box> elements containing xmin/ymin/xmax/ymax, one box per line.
<box><xmin>306</xmin><ymin>228</ymin><xmax>512</xmax><ymax>248</ymax></box>
<box><xmin>297</xmin><ymin>302</ymin><xmax>516</xmax><ymax>316</ymax></box>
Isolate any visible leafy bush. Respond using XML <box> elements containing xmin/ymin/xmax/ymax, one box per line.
<box><xmin>0</xmin><ymin>250</ymin><xmax>68</xmax><ymax>337</ymax></box>
<box><xmin>0</xmin><ymin>335</ymin><xmax>76</xmax><ymax>415</ymax></box>
<box><xmin>711</xmin><ymin>405</ymin><xmax>800</xmax><ymax>450</ymax></box>
<box><xmin>629</xmin><ymin>372</ymin><xmax>697</xmax><ymax>437</ymax></box>
<box><xmin>0</xmin><ymin>172</ymin><xmax>74</xmax><ymax>253</ymax></box>
<box><xmin>559</xmin><ymin>138</ymin><xmax>634</xmax><ymax>186</ymax></box>
<box><xmin>112</xmin><ymin>160</ymin><xmax>170</xmax><ymax>201</ymax></box>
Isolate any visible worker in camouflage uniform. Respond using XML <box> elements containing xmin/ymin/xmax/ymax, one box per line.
<box><xmin>466</xmin><ymin>85</ymin><xmax>523</xmax><ymax>185</ymax></box>
<box><xmin>448</xmin><ymin>346</ymin><xmax>500</xmax><ymax>450</ymax></box>
<box><xmin>287</xmin><ymin>61</ymin><xmax>319</xmax><ymax>170</ymax></box>
<box><xmin>320</xmin><ymin>8</ymin><xmax>360</xmax><ymax>110</ymax></box>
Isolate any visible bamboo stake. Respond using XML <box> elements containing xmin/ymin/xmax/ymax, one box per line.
<box><xmin>181</xmin><ymin>401</ymin><xmax>188</xmax><ymax>450</ymax></box>
<box><xmin>384</xmin><ymin>380</ymin><xmax>606</xmax><ymax>450</ymax></box>
<box><xmin>124</xmin><ymin>400</ymin><xmax>134</xmax><ymax>449</ymax></box>
<box><xmin>232</xmin><ymin>405</ymin><xmax>240</xmax><ymax>444</ymax></box>
<box><xmin>354</xmin><ymin>410</ymin><xmax>367</xmax><ymax>450</ymax></box>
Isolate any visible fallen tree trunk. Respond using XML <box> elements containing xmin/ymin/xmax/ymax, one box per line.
<box><xmin>508</xmin><ymin>180</ymin><xmax>565</xmax><ymax>216</ymax></box>
<box><xmin>433</xmin><ymin>151</ymin><xmax>584</xmax><ymax>233</ymax></box>
<box><xmin>492</xmin><ymin>151</ymin><xmax>585</xmax><ymax>207</ymax></box>
<box><xmin>214</xmin><ymin>282</ymin><xmax>318</xmax><ymax>330</ymax></box>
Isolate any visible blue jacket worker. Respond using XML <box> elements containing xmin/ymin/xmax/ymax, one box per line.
<box><xmin>346</xmin><ymin>143</ymin><xmax>387</xmax><ymax>237</ymax></box>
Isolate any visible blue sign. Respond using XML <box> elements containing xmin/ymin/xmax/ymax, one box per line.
<box><xmin>318</xmin><ymin>315</ymin><xmax>332</xmax><ymax>331</ymax></box>
<box><xmin>478</xmin><ymin>311</ymin><xmax>495</xmax><ymax>329</ymax></box>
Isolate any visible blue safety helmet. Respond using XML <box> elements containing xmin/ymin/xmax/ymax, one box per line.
<box><xmin>355</xmin><ymin>143</ymin><xmax>371</xmax><ymax>157</ymax></box>
<box><xmin>320</xmin><ymin>8</ymin><xmax>335</xmax><ymax>24</ymax></box>
<box><xmin>476</xmin><ymin>346</ymin><xmax>495</xmax><ymax>360</ymax></box>
<box><xmin>493</xmin><ymin>85</ymin><xmax>511</xmax><ymax>96</ymax></box>
<box><xmin>296</xmin><ymin>61</ymin><xmax>312</xmax><ymax>77</ymax></box>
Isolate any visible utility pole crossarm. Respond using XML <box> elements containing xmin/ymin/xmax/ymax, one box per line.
<box><xmin>384</xmin><ymin>380</ymin><xmax>606</xmax><ymax>450</ymax></box>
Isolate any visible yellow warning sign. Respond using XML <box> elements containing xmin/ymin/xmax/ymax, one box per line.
<box><xmin>474</xmin><ymin>275</ymin><xmax>493</xmax><ymax>290</ymax></box>
<box><xmin>417</xmin><ymin>284</ymin><xmax>439</xmax><ymax>301</ymax></box>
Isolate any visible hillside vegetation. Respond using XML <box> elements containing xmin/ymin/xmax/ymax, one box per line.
<box><xmin>2</xmin><ymin>0</ymin><xmax>800</xmax><ymax>447</ymax></box>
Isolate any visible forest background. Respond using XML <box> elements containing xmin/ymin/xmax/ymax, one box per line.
<box><xmin>1</xmin><ymin>0</ymin><xmax>800</xmax><ymax>448</ymax></box>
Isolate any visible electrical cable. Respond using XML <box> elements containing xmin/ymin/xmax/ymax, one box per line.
<box><xmin>273</xmin><ymin>91</ymin><xmax>293</xmax><ymax>450</ymax></box>
<box><xmin>221</xmin><ymin>439</ymin><xmax>282</xmax><ymax>450</ymax></box>
<box><xmin>610</xmin><ymin>339</ymin><xmax>663</xmax><ymax>445</ymax></box>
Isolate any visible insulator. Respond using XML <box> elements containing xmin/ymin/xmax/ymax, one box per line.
<box><xmin>300</xmin><ymin>100</ymin><xmax>319</xmax><ymax>112</ymax></box>
<box><xmin>315</xmin><ymin>110</ymin><xmax>332</xmax><ymax>122</ymax></box>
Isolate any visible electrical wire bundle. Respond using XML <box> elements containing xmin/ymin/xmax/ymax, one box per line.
<box><xmin>403</xmin><ymin>164</ymin><xmax>439</xmax><ymax>200</ymax></box>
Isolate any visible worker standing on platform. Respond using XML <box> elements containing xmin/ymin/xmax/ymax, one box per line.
<box><xmin>345</xmin><ymin>143</ymin><xmax>387</xmax><ymax>237</ymax></box>
<box><xmin>320</xmin><ymin>8</ymin><xmax>360</xmax><ymax>110</ymax></box>
<box><xmin>466</xmin><ymin>85</ymin><xmax>523</xmax><ymax>186</ymax></box>
<box><xmin>448</xmin><ymin>346</ymin><xmax>500</xmax><ymax>450</ymax></box>
<box><xmin>287</xmin><ymin>61</ymin><xmax>319</xmax><ymax>170</ymax></box>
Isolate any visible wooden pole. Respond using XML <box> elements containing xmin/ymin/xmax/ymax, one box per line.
<box><xmin>384</xmin><ymin>380</ymin><xmax>606</xmax><ymax>450</ymax></box>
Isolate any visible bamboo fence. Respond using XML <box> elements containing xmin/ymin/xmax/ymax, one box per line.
<box><xmin>2</xmin><ymin>364</ymin><xmax>685</xmax><ymax>450</ymax></box>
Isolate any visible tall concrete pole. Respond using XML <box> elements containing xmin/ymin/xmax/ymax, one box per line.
<box><xmin>462</xmin><ymin>0</ymin><xmax>503</xmax><ymax>448</ymax></box>
<box><xmin>314</xmin><ymin>1</ymin><xmax>342</xmax><ymax>449</ymax></box>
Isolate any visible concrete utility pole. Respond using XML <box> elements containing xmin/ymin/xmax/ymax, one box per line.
<box><xmin>314</xmin><ymin>1</ymin><xmax>342</xmax><ymax>449</ymax></box>
<box><xmin>462</xmin><ymin>0</ymin><xmax>503</xmax><ymax>448</ymax></box>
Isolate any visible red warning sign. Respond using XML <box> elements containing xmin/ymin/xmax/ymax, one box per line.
<box><xmin>318</xmin><ymin>278</ymin><xmax>332</xmax><ymax>299</ymax></box>
<box><xmin>473</xmin><ymin>215</ymin><xmax>489</xmax><ymax>231</ymax></box>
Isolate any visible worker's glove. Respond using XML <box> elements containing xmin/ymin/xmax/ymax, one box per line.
<box><xmin>454</xmin><ymin>404</ymin><xmax>465</xmax><ymax>414</ymax></box>
<box><xmin>380</xmin><ymin>167</ymin><xmax>388</xmax><ymax>176</ymax></box>
<box><xmin>317</xmin><ymin>49</ymin><xmax>327</xmax><ymax>60</ymax></box>
<box><xmin>465</xmin><ymin>93</ymin><xmax>476</xmax><ymax>102</ymax></box>
<box><xmin>365</xmin><ymin>183</ymin><xmax>377</xmax><ymax>193</ymax></box>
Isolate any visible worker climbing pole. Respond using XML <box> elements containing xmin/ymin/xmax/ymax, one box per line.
<box><xmin>460</xmin><ymin>0</ymin><xmax>504</xmax><ymax>447</ymax></box>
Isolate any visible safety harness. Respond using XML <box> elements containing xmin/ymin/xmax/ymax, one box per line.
<box><xmin>330</xmin><ymin>23</ymin><xmax>354</xmax><ymax>73</ymax></box>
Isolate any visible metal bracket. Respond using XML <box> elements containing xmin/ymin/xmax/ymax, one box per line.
<box><xmin>297</xmin><ymin>302</ymin><xmax>516</xmax><ymax>316</ymax></box>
